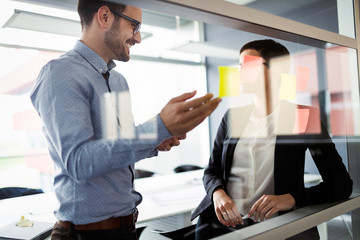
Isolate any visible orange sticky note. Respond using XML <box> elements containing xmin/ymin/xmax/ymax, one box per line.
<box><xmin>296</xmin><ymin>66</ymin><xmax>310</xmax><ymax>91</ymax></box>
<box><xmin>279</xmin><ymin>73</ymin><xmax>296</xmax><ymax>100</ymax></box>
<box><xmin>293</xmin><ymin>108</ymin><xmax>310</xmax><ymax>134</ymax></box>
<box><xmin>239</xmin><ymin>55</ymin><xmax>263</xmax><ymax>83</ymax></box>
<box><xmin>218</xmin><ymin>66</ymin><xmax>240</xmax><ymax>97</ymax></box>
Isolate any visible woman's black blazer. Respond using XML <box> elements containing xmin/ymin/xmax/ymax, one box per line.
<box><xmin>191</xmin><ymin>101</ymin><xmax>353</xmax><ymax>220</ymax></box>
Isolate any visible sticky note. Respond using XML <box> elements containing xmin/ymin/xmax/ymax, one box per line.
<box><xmin>239</xmin><ymin>55</ymin><xmax>263</xmax><ymax>83</ymax></box>
<box><xmin>16</xmin><ymin>216</ymin><xmax>34</xmax><ymax>227</ymax></box>
<box><xmin>279</xmin><ymin>73</ymin><xmax>296</xmax><ymax>100</ymax></box>
<box><xmin>218</xmin><ymin>66</ymin><xmax>240</xmax><ymax>97</ymax></box>
<box><xmin>296</xmin><ymin>66</ymin><xmax>310</xmax><ymax>91</ymax></box>
<box><xmin>293</xmin><ymin>108</ymin><xmax>310</xmax><ymax>134</ymax></box>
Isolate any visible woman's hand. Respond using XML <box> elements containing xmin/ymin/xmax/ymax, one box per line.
<box><xmin>248</xmin><ymin>194</ymin><xmax>295</xmax><ymax>222</ymax></box>
<box><xmin>213</xmin><ymin>188</ymin><xmax>243</xmax><ymax>227</ymax></box>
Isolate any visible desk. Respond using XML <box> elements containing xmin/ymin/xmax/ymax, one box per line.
<box><xmin>136</xmin><ymin>169</ymin><xmax>205</xmax><ymax>223</ymax></box>
<box><xmin>0</xmin><ymin>171</ymin><xmax>322</xmax><ymax>239</ymax></box>
<box><xmin>0</xmin><ymin>192</ymin><xmax>57</xmax><ymax>228</ymax></box>
<box><xmin>0</xmin><ymin>170</ymin><xmax>205</xmax><ymax>239</ymax></box>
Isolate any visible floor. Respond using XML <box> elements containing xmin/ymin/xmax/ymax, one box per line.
<box><xmin>326</xmin><ymin>214</ymin><xmax>353</xmax><ymax>240</ymax></box>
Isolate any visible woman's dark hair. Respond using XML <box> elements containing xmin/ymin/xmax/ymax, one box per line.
<box><xmin>77</xmin><ymin>0</ymin><xmax>126</xmax><ymax>30</ymax></box>
<box><xmin>240</xmin><ymin>39</ymin><xmax>290</xmax><ymax>67</ymax></box>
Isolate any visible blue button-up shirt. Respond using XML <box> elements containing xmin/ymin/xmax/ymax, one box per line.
<box><xmin>30</xmin><ymin>41</ymin><xmax>171</xmax><ymax>224</ymax></box>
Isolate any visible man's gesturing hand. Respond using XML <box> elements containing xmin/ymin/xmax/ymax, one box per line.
<box><xmin>156</xmin><ymin>135</ymin><xmax>186</xmax><ymax>152</ymax></box>
<box><xmin>160</xmin><ymin>91</ymin><xmax>221</xmax><ymax>136</ymax></box>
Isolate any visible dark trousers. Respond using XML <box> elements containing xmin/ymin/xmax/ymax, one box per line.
<box><xmin>51</xmin><ymin>222</ymin><xmax>138</xmax><ymax>240</ymax></box>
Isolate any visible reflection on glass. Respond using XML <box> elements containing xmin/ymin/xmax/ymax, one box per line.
<box><xmin>103</xmin><ymin>91</ymin><xmax>158</xmax><ymax>140</ymax></box>
<box><xmin>104</xmin><ymin>91</ymin><xmax>135</xmax><ymax>140</ymax></box>
<box><xmin>326</xmin><ymin>46</ymin><xmax>360</xmax><ymax>136</ymax></box>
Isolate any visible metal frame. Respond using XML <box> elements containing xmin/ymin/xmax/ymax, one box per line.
<box><xmin>349</xmin><ymin>0</ymin><xmax>360</xmax><ymax>238</ymax></box>
<box><xmin>111</xmin><ymin>0</ymin><xmax>357</xmax><ymax>49</ymax></box>
<box><xmin>214</xmin><ymin>194</ymin><xmax>360</xmax><ymax>240</ymax></box>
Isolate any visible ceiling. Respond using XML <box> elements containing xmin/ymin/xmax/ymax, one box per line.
<box><xmin>1</xmin><ymin>0</ymin><xmax>341</xmax><ymax>61</ymax></box>
<box><xmin>2</xmin><ymin>0</ymin><xmax>208</xmax><ymax>61</ymax></box>
<box><xmin>9</xmin><ymin>0</ymin><xmax>339</xmax><ymax>33</ymax></box>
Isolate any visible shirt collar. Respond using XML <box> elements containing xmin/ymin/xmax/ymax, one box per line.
<box><xmin>73</xmin><ymin>40</ymin><xmax>116</xmax><ymax>74</ymax></box>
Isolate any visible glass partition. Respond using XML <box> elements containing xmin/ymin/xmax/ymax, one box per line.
<box><xmin>122</xmin><ymin>1</ymin><xmax>357</xmax><ymax>238</ymax></box>
<box><xmin>1</xmin><ymin>0</ymin><xmax>359</xmax><ymax>239</ymax></box>
<box><xmin>201</xmin><ymin>17</ymin><xmax>358</xmax><ymax>237</ymax></box>
<box><xmin>193</xmin><ymin>6</ymin><xmax>357</xmax><ymax>239</ymax></box>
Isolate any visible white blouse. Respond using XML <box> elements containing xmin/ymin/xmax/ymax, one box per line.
<box><xmin>227</xmin><ymin>107</ymin><xmax>279</xmax><ymax>215</ymax></box>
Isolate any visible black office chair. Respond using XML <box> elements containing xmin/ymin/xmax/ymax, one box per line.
<box><xmin>173</xmin><ymin>165</ymin><xmax>203</xmax><ymax>173</ymax></box>
<box><xmin>134</xmin><ymin>169</ymin><xmax>155</xmax><ymax>179</ymax></box>
<box><xmin>0</xmin><ymin>187</ymin><xmax>43</xmax><ymax>200</ymax></box>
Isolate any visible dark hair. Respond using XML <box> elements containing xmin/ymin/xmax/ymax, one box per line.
<box><xmin>240</xmin><ymin>39</ymin><xmax>290</xmax><ymax>67</ymax></box>
<box><xmin>77</xmin><ymin>0</ymin><xmax>126</xmax><ymax>30</ymax></box>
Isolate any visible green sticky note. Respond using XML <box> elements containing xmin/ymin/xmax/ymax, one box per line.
<box><xmin>279</xmin><ymin>73</ymin><xmax>296</xmax><ymax>100</ymax></box>
<box><xmin>218</xmin><ymin>66</ymin><xmax>240</xmax><ymax>97</ymax></box>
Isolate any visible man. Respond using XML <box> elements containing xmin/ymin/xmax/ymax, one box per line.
<box><xmin>30</xmin><ymin>1</ymin><xmax>221</xmax><ymax>239</ymax></box>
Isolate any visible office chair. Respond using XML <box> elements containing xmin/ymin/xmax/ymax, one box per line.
<box><xmin>0</xmin><ymin>187</ymin><xmax>43</xmax><ymax>200</ymax></box>
<box><xmin>173</xmin><ymin>165</ymin><xmax>203</xmax><ymax>173</ymax></box>
<box><xmin>134</xmin><ymin>169</ymin><xmax>154</xmax><ymax>179</ymax></box>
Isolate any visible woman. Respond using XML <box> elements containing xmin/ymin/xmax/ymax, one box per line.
<box><xmin>191</xmin><ymin>39</ymin><xmax>353</xmax><ymax>240</ymax></box>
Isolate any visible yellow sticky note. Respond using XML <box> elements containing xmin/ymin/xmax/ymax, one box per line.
<box><xmin>16</xmin><ymin>216</ymin><xmax>34</xmax><ymax>227</ymax></box>
<box><xmin>218</xmin><ymin>66</ymin><xmax>240</xmax><ymax>97</ymax></box>
<box><xmin>279</xmin><ymin>73</ymin><xmax>296</xmax><ymax>100</ymax></box>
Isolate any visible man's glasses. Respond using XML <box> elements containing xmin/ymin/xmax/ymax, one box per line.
<box><xmin>110</xmin><ymin>9</ymin><xmax>141</xmax><ymax>35</ymax></box>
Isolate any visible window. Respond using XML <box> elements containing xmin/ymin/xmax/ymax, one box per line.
<box><xmin>0</xmin><ymin>47</ymin><xmax>62</xmax><ymax>191</ymax></box>
<box><xmin>0</xmin><ymin>0</ymin><xmax>209</xmax><ymax>190</ymax></box>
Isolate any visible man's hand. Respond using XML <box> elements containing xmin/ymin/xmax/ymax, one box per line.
<box><xmin>248</xmin><ymin>194</ymin><xmax>295</xmax><ymax>222</ymax></box>
<box><xmin>160</xmin><ymin>91</ymin><xmax>221</xmax><ymax>136</ymax></box>
<box><xmin>156</xmin><ymin>135</ymin><xmax>186</xmax><ymax>151</ymax></box>
<box><xmin>213</xmin><ymin>188</ymin><xmax>243</xmax><ymax>227</ymax></box>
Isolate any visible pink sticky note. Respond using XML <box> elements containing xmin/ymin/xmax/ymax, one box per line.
<box><xmin>239</xmin><ymin>55</ymin><xmax>263</xmax><ymax>83</ymax></box>
<box><xmin>293</xmin><ymin>108</ymin><xmax>310</xmax><ymax>134</ymax></box>
<box><xmin>296</xmin><ymin>66</ymin><xmax>310</xmax><ymax>91</ymax></box>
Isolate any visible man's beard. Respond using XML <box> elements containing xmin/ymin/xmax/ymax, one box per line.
<box><xmin>104</xmin><ymin>20</ymin><xmax>130</xmax><ymax>62</ymax></box>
